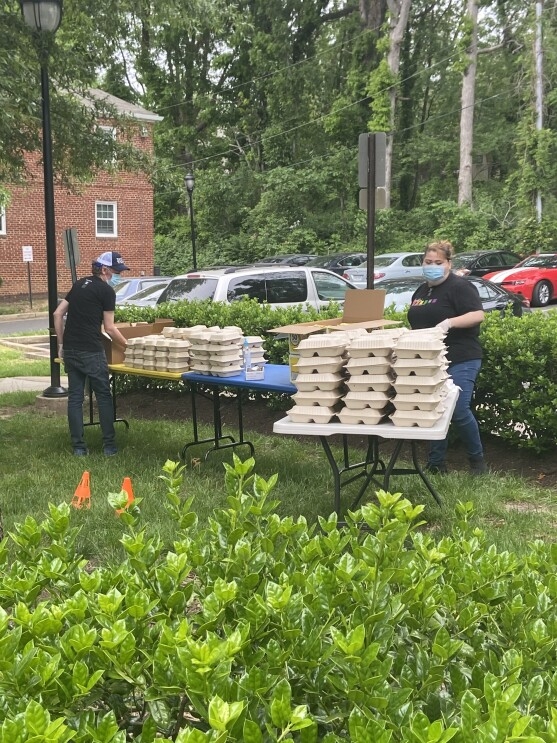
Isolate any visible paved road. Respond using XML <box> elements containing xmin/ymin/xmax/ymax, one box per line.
<box><xmin>0</xmin><ymin>315</ymin><xmax>49</xmax><ymax>335</ymax></box>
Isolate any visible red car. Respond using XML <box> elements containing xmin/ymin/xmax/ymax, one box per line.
<box><xmin>484</xmin><ymin>253</ymin><xmax>557</xmax><ymax>307</ymax></box>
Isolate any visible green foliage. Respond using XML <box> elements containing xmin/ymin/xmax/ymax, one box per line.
<box><xmin>2</xmin><ymin>458</ymin><xmax>557</xmax><ymax>740</ymax></box>
<box><xmin>476</xmin><ymin>310</ymin><xmax>557</xmax><ymax>453</ymax></box>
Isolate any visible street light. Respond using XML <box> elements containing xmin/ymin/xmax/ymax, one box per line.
<box><xmin>20</xmin><ymin>0</ymin><xmax>67</xmax><ymax>398</ymax></box>
<box><xmin>185</xmin><ymin>172</ymin><xmax>197</xmax><ymax>271</ymax></box>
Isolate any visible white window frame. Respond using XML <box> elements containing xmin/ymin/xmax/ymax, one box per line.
<box><xmin>98</xmin><ymin>125</ymin><xmax>117</xmax><ymax>163</ymax></box>
<box><xmin>95</xmin><ymin>201</ymin><xmax>118</xmax><ymax>238</ymax></box>
<box><xmin>0</xmin><ymin>207</ymin><xmax>5</xmax><ymax>235</ymax></box>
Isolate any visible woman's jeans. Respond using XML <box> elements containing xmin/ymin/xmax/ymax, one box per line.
<box><xmin>63</xmin><ymin>349</ymin><xmax>116</xmax><ymax>450</ymax></box>
<box><xmin>428</xmin><ymin>358</ymin><xmax>483</xmax><ymax>467</ymax></box>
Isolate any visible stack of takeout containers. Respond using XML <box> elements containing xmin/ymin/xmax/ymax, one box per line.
<box><xmin>123</xmin><ymin>334</ymin><xmax>191</xmax><ymax>372</ymax></box>
<box><xmin>338</xmin><ymin>328</ymin><xmax>405</xmax><ymax>424</ymax></box>
<box><xmin>188</xmin><ymin>326</ymin><xmax>246</xmax><ymax>377</ymax></box>
<box><xmin>390</xmin><ymin>329</ymin><xmax>449</xmax><ymax>427</ymax></box>
<box><xmin>288</xmin><ymin>333</ymin><xmax>352</xmax><ymax>423</ymax></box>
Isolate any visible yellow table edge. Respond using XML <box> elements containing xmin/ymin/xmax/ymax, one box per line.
<box><xmin>108</xmin><ymin>364</ymin><xmax>184</xmax><ymax>381</ymax></box>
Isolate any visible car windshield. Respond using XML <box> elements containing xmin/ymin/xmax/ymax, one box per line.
<box><xmin>158</xmin><ymin>278</ymin><xmax>219</xmax><ymax>302</ymax></box>
<box><xmin>374</xmin><ymin>256</ymin><xmax>399</xmax><ymax>267</ymax></box>
<box><xmin>451</xmin><ymin>254</ymin><xmax>475</xmax><ymax>268</ymax></box>
<box><xmin>126</xmin><ymin>282</ymin><xmax>168</xmax><ymax>300</ymax></box>
<box><xmin>306</xmin><ymin>256</ymin><xmax>336</xmax><ymax>267</ymax></box>
<box><xmin>518</xmin><ymin>255</ymin><xmax>557</xmax><ymax>269</ymax></box>
<box><xmin>113</xmin><ymin>280</ymin><xmax>132</xmax><ymax>295</ymax></box>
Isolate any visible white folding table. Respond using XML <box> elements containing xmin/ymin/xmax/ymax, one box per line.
<box><xmin>273</xmin><ymin>384</ymin><xmax>459</xmax><ymax>515</ymax></box>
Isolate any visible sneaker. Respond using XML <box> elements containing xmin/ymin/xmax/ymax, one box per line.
<box><xmin>73</xmin><ymin>447</ymin><xmax>89</xmax><ymax>456</ymax></box>
<box><xmin>469</xmin><ymin>457</ymin><xmax>488</xmax><ymax>475</ymax></box>
<box><xmin>103</xmin><ymin>446</ymin><xmax>118</xmax><ymax>457</ymax></box>
<box><xmin>424</xmin><ymin>463</ymin><xmax>448</xmax><ymax>475</ymax></box>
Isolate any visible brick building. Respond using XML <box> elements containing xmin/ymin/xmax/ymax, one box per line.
<box><xmin>0</xmin><ymin>89</ymin><xmax>163</xmax><ymax>300</ymax></box>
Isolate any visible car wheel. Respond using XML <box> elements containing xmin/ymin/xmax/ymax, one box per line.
<box><xmin>531</xmin><ymin>280</ymin><xmax>551</xmax><ymax>307</ymax></box>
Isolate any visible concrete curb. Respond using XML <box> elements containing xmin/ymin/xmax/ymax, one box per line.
<box><xmin>0</xmin><ymin>311</ymin><xmax>49</xmax><ymax>320</ymax></box>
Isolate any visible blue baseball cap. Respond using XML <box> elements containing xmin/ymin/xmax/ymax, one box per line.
<box><xmin>93</xmin><ymin>251</ymin><xmax>130</xmax><ymax>272</ymax></box>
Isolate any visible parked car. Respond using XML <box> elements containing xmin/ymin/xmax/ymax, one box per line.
<box><xmin>451</xmin><ymin>250</ymin><xmax>522</xmax><ymax>277</ymax></box>
<box><xmin>155</xmin><ymin>266</ymin><xmax>357</xmax><ymax>310</ymax></box>
<box><xmin>342</xmin><ymin>252</ymin><xmax>424</xmax><ymax>287</ymax></box>
<box><xmin>116</xmin><ymin>278</ymin><xmax>174</xmax><ymax>308</ymax></box>
<box><xmin>113</xmin><ymin>276</ymin><xmax>173</xmax><ymax>302</ymax></box>
<box><xmin>377</xmin><ymin>276</ymin><xmax>528</xmax><ymax>316</ymax></box>
<box><xmin>305</xmin><ymin>252</ymin><xmax>367</xmax><ymax>275</ymax></box>
<box><xmin>484</xmin><ymin>253</ymin><xmax>557</xmax><ymax>307</ymax></box>
<box><xmin>256</xmin><ymin>254</ymin><xmax>317</xmax><ymax>266</ymax></box>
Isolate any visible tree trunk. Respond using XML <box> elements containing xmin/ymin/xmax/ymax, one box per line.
<box><xmin>458</xmin><ymin>0</ymin><xmax>478</xmax><ymax>206</ymax></box>
<box><xmin>385</xmin><ymin>0</ymin><xmax>412</xmax><ymax>208</ymax></box>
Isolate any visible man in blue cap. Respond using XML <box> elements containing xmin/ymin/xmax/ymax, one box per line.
<box><xmin>54</xmin><ymin>251</ymin><xmax>130</xmax><ymax>456</ymax></box>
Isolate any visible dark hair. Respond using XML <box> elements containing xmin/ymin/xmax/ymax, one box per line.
<box><xmin>424</xmin><ymin>240</ymin><xmax>454</xmax><ymax>261</ymax></box>
<box><xmin>92</xmin><ymin>263</ymin><xmax>104</xmax><ymax>277</ymax></box>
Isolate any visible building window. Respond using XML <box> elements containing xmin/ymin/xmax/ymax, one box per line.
<box><xmin>98</xmin><ymin>126</ymin><xmax>117</xmax><ymax>163</ymax></box>
<box><xmin>96</xmin><ymin>201</ymin><xmax>117</xmax><ymax>237</ymax></box>
<box><xmin>0</xmin><ymin>207</ymin><xmax>5</xmax><ymax>235</ymax></box>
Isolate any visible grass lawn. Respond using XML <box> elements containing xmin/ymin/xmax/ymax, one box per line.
<box><xmin>1</xmin><ymin>384</ymin><xmax>556</xmax><ymax>564</ymax></box>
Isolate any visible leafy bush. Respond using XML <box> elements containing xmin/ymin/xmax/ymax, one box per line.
<box><xmin>475</xmin><ymin>310</ymin><xmax>557</xmax><ymax>453</ymax></box>
<box><xmin>2</xmin><ymin>458</ymin><xmax>557</xmax><ymax>741</ymax></box>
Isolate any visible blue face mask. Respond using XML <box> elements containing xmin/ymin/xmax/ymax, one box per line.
<box><xmin>422</xmin><ymin>265</ymin><xmax>445</xmax><ymax>282</ymax></box>
<box><xmin>108</xmin><ymin>273</ymin><xmax>122</xmax><ymax>288</ymax></box>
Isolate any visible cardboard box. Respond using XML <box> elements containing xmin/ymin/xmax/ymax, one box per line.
<box><xmin>271</xmin><ymin>289</ymin><xmax>400</xmax><ymax>346</ymax></box>
<box><xmin>103</xmin><ymin>319</ymin><xmax>175</xmax><ymax>364</ymax></box>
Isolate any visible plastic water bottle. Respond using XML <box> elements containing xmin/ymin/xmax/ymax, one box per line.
<box><xmin>243</xmin><ymin>337</ymin><xmax>251</xmax><ymax>371</ymax></box>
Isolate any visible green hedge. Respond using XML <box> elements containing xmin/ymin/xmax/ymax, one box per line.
<box><xmin>475</xmin><ymin>311</ymin><xmax>557</xmax><ymax>453</ymax></box>
<box><xmin>115</xmin><ymin>301</ymin><xmax>557</xmax><ymax>452</ymax></box>
<box><xmin>1</xmin><ymin>458</ymin><xmax>557</xmax><ymax>741</ymax></box>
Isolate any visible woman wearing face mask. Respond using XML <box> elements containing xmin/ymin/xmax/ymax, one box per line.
<box><xmin>54</xmin><ymin>251</ymin><xmax>130</xmax><ymax>456</ymax></box>
<box><xmin>406</xmin><ymin>240</ymin><xmax>487</xmax><ymax>475</ymax></box>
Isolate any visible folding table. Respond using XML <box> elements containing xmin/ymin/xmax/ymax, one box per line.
<box><xmin>273</xmin><ymin>383</ymin><xmax>459</xmax><ymax>515</ymax></box>
<box><xmin>181</xmin><ymin>365</ymin><xmax>296</xmax><ymax>459</ymax></box>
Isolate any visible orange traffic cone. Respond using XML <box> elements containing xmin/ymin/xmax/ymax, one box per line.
<box><xmin>116</xmin><ymin>477</ymin><xmax>135</xmax><ymax>514</ymax></box>
<box><xmin>71</xmin><ymin>471</ymin><xmax>91</xmax><ymax>509</ymax></box>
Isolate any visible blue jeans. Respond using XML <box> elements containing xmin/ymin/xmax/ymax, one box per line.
<box><xmin>428</xmin><ymin>358</ymin><xmax>484</xmax><ymax>467</ymax></box>
<box><xmin>63</xmin><ymin>349</ymin><xmax>116</xmax><ymax>451</ymax></box>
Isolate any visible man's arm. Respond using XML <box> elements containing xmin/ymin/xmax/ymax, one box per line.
<box><xmin>103</xmin><ymin>311</ymin><xmax>128</xmax><ymax>347</ymax></box>
<box><xmin>53</xmin><ymin>299</ymin><xmax>69</xmax><ymax>357</ymax></box>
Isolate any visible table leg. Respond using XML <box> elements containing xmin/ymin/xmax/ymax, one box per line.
<box><xmin>83</xmin><ymin>374</ymin><xmax>128</xmax><ymax>430</ymax></box>
<box><xmin>181</xmin><ymin>383</ymin><xmax>254</xmax><ymax>460</ymax></box>
<box><xmin>381</xmin><ymin>440</ymin><xmax>441</xmax><ymax>506</ymax></box>
<box><xmin>319</xmin><ymin>435</ymin><xmax>385</xmax><ymax>516</ymax></box>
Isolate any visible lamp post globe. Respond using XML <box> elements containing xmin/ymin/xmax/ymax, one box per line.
<box><xmin>20</xmin><ymin>0</ymin><xmax>62</xmax><ymax>32</ymax></box>
<box><xmin>185</xmin><ymin>173</ymin><xmax>197</xmax><ymax>271</ymax></box>
<box><xmin>20</xmin><ymin>0</ymin><xmax>67</xmax><ymax>397</ymax></box>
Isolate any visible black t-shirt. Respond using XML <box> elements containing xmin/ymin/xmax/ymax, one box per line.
<box><xmin>63</xmin><ymin>275</ymin><xmax>116</xmax><ymax>352</ymax></box>
<box><xmin>407</xmin><ymin>272</ymin><xmax>483</xmax><ymax>364</ymax></box>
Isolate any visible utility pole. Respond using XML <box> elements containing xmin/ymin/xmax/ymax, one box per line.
<box><xmin>535</xmin><ymin>0</ymin><xmax>544</xmax><ymax>229</ymax></box>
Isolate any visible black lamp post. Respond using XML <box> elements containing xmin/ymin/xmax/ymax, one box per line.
<box><xmin>20</xmin><ymin>0</ymin><xmax>67</xmax><ymax>397</ymax></box>
<box><xmin>185</xmin><ymin>173</ymin><xmax>197</xmax><ymax>271</ymax></box>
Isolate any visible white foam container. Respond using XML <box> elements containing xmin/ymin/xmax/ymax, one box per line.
<box><xmin>345</xmin><ymin>375</ymin><xmax>394</xmax><ymax>392</ymax></box>
<box><xmin>392</xmin><ymin>356</ymin><xmax>447</xmax><ymax>375</ymax></box>
<box><xmin>296</xmin><ymin>335</ymin><xmax>349</xmax><ymax>357</ymax></box>
<box><xmin>292</xmin><ymin>390</ymin><xmax>344</xmax><ymax>406</ymax></box>
<box><xmin>342</xmin><ymin>391</ymin><xmax>390</xmax><ymax>409</ymax></box>
<box><xmin>337</xmin><ymin>408</ymin><xmax>388</xmax><ymax>425</ymax></box>
<box><xmin>295</xmin><ymin>356</ymin><xmax>346</xmax><ymax>374</ymax></box>
<box><xmin>390</xmin><ymin>409</ymin><xmax>443</xmax><ymax>428</ymax></box>
<box><xmin>295</xmin><ymin>373</ymin><xmax>345</xmax><ymax>391</ymax></box>
<box><xmin>288</xmin><ymin>405</ymin><xmax>338</xmax><ymax>423</ymax></box>
<box><xmin>346</xmin><ymin>357</ymin><xmax>392</xmax><ymax>374</ymax></box>
<box><xmin>393</xmin><ymin>371</ymin><xmax>448</xmax><ymax>394</ymax></box>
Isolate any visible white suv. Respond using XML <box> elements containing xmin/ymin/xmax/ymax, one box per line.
<box><xmin>156</xmin><ymin>266</ymin><xmax>358</xmax><ymax>310</ymax></box>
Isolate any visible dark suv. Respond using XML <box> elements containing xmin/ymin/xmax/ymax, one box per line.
<box><xmin>451</xmin><ymin>250</ymin><xmax>522</xmax><ymax>277</ymax></box>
